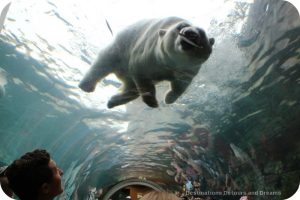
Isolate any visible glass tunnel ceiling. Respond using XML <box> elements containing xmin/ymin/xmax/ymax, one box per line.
<box><xmin>0</xmin><ymin>0</ymin><xmax>299</xmax><ymax>199</ymax></box>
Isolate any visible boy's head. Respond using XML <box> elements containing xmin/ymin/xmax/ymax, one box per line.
<box><xmin>6</xmin><ymin>149</ymin><xmax>63</xmax><ymax>200</ymax></box>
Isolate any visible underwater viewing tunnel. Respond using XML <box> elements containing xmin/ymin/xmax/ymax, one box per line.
<box><xmin>0</xmin><ymin>0</ymin><xmax>299</xmax><ymax>200</ymax></box>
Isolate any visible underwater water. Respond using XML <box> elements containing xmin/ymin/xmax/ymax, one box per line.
<box><xmin>0</xmin><ymin>0</ymin><xmax>299</xmax><ymax>199</ymax></box>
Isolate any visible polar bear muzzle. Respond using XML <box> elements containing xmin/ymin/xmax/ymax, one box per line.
<box><xmin>179</xmin><ymin>27</ymin><xmax>213</xmax><ymax>53</ymax></box>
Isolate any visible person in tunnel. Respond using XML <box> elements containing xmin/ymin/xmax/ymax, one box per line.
<box><xmin>140</xmin><ymin>191</ymin><xmax>181</xmax><ymax>200</ymax></box>
<box><xmin>5</xmin><ymin>149</ymin><xmax>64</xmax><ymax>200</ymax></box>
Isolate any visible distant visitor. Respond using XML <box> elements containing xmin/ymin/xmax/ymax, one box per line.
<box><xmin>79</xmin><ymin>17</ymin><xmax>215</xmax><ymax>108</ymax></box>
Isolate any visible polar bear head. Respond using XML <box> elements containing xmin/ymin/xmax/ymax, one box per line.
<box><xmin>159</xmin><ymin>21</ymin><xmax>215</xmax><ymax>67</ymax></box>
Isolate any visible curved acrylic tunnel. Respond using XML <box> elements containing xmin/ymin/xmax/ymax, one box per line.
<box><xmin>0</xmin><ymin>0</ymin><xmax>299</xmax><ymax>200</ymax></box>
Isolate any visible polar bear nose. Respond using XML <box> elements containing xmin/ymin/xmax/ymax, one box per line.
<box><xmin>179</xmin><ymin>28</ymin><xmax>199</xmax><ymax>40</ymax></box>
<box><xmin>180</xmin><ymin>29</ymin><xmax>199</xmax><ymax>39</ymax></box>
<box><xmin>179</xmin><ymin>27</ymin><xmax>206</xmax><ymax>49</ymax></box>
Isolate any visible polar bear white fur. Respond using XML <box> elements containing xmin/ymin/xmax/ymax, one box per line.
<box><xmin>79</xmin><ymin>17</ymin><xmax>215</xmax><ymax>108</ymax></box>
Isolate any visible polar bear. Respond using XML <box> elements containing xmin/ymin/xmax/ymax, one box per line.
<box><xmin>79</xmin><ymin>17</ymin><xmax>214</xmax><ymax>108</ymax></box>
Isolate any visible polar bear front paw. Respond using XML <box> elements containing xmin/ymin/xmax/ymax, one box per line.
<box><xmin>165</xmin><ymin>91</ymin><xmax>179</xmax><ymax>104</ymax></box>
<box><xmin>142</xmin><ymin>95</ymin><xmax>159</xmax><ymax>108</ymax></box>
<box><xmin>78</xmin><ymin>81</ymin><xmax>96</xmax><ymax>93</ymax></box>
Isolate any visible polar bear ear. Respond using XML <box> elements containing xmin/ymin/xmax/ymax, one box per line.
<box><xmin>209</xmin><ymin>38</ymin><xmax>215</xmax><ymax>46</ymax></box>
<box><xmin>159</xmin><ymin>29</ymin><xmax>167</xmax><ymax>37</ymax></box>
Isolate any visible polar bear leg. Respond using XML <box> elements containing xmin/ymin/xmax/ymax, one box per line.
<box><xmin>107</xmin><ymin>79</ymin><xmax>139</xmax><ymax>108</ymax></box>
<box><xmin>134</xmin><ymin>77</ymin><xmax>158</xmax><ymax>108</ymax></box>
<box><xmin>79</xmin><ymin>65</ymin><xmax>111</xmax><ymax>93</ymax></box>
<box><xmin>79</xmin><ymin>49</ymin><xmax>116</xmax><ymax>92</ymax></box>
<box><xmin>165</xmin><ymin>78</ymin><xmax>192</xmax><ymax>104</ymax></box>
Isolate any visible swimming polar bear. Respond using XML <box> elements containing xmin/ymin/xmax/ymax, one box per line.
<box><xmin>79</xmin><ymin>17</ymin><xmax>215</xmax><ymax>108</ymax></box>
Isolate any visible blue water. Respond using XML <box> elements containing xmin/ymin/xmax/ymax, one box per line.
<box><xmin>0</xmin><ymin>0</ymin><xmax>299</xmax><ymax>200</ymax></box>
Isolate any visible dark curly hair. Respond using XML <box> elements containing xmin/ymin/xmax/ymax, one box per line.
<box><xmin>6</xmin><ymin>149</ymin><xmax>53</xmax><ymax>200</ymax></box>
